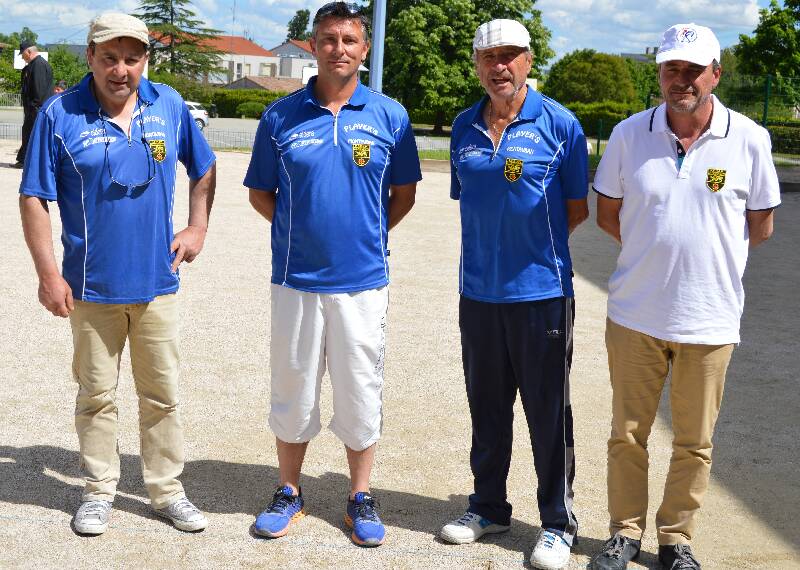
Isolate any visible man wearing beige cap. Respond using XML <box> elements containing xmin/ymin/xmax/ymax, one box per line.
<box><xmin>590</xmin><ymin>24</ymin><xmax>780</xmax><ymax>570</ymax></box>
<box><xmin>440</xmin><ymin>18</ymin><xmax>588</xmax><ymax>570</ymax></box>
<box><xmin>19</xmin><ymin>13</ymin><xmax>216</xmax><ymax>535</ymax></box>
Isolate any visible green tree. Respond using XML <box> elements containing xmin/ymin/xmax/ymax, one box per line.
<box><xmin>736</xmin><ymin>0</ymin><xmax>800</xmax><ymax>78</ymax></box>
<box><xmin>378</xmin><ymin>0</ymin><xmax>554</xmax><ymax>133</ymax></box>
<box><xmin>49</xmin><ymin>46</ymin><xmax>87</xmax><ymax>88</ymax></box>
<box><xmin>136</xmin><ymin>0</ymin><xmax>224</xmax><ymax>77</ymax></box>
<box><xmin>0</xmin><ymin>28</ymin><xmax>40</xmax><ymax>92</ymax></box>
<box><xmin>543</xmin><ymin>49</ymin><xmax>637</xmax><ymax>105</ymax></box>
<box><xmin>286</xmin><ymin>9</ymin><xmax>311</xmax><ymax>41</ymax></box>
<box><xmin>624</xmin><ymin>58</ymin><xmax>659</xmax><ymax>107</ymax></box>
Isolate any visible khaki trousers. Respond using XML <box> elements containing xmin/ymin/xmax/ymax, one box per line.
<box><xmin>69</xmin><ymin>294</ymin><xmax>185</xmax><ymax>509</ymax></box>
<box><xmin>605</xmin><ymin>319</ymin><xmax>734</xmax><ymax>545</ymax></box>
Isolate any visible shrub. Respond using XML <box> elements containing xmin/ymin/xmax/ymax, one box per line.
<box><xmin>767</xmin><ymin>125</ymin><xmax>800</xmax><ymax>154</ymax></box>
<box><xmin>236</xmin><ymin>101</ymin><xmax>266</xmax><ymax>118</ymax></box>
<box><xmin>568</xmin><ymin>100</ymin><xmax>645</xmax><ymax>138</ymax></box>
<box><xmin>211</xmin><ymin>89</ymin><xmax>287</xmax><ymax>118</ymax></box>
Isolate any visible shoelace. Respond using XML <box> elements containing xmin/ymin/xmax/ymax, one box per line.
<box><xmin>353</xmin><ymin>496</ymin><xmax>380</xmax><ymax>522</ymax></box>
<box><xmin>540</xmin><ymin>531</ymin><xmax>559</xmax><ymax>550</ymax></box>
<box><xmin>455</xmin><ymin>512</ymin><xmax>480</xmax><ymax>526</ymax></box>
<box><xmin>81</xmin><ymin>501</ymin><xmax>110</xmax><ymax>518</ymax></box>
<box><xmin>267</xmin><ymin>489</ymin><xmax>296</xmax><ymax>513</ymax></box>
<box><xmin>603</xmin><ymin>534</ymin><xmax>628</xmax><ymax>559</ymax></box>
<box><xmin>170</xmin><ymin>498</ymin><xmax>199</xmax><ymax>517</ymax></box>
<box><xmin>671</xmin><ymin>545</ymin><xmax>701</xmax><ymax>569</ymax></box>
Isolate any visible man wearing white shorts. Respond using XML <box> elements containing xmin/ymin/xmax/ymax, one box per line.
<box><xmin>243</xmin><ymin>1</ymin><xmax>421</xmax><ymax>547</ymax></box>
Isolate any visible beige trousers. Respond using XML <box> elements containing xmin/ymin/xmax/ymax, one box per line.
<box><xmin>605</xmin><ymin>318</ymin><xmax>734</xmax><ymax>545</ymax></box>
<box><xmin>69</xmin><ymin>294</ymin><xmax>185</xmax><ymax>509</ymax></box>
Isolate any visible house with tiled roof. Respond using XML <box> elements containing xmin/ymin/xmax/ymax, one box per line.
<box><xmin>226</xmin><ymin>76</ymin><xmax>303</xmax><ymax>93</ymax></box>
<box><xmin>150</xmin><ymin>33</ymin><xmax>281</xmax><ymax>85</ymax></box>
<box><xmin>270</xmin><ymin>39</ymin><xmax>317</xmax><ymax>80</ymax></box>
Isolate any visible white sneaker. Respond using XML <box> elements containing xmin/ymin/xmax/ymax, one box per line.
<box><xmin>73</xmin><ymin>500</ymin><xmax>112</xmax><ymax>535</ymax></box>
<box><xmin>530</xmin><ymin>530</ymin><xmax>572</xmax><ymax>569</ymax></box>
<box><xmin>440</xmin><ymin>511</ymin><xmax>510</xmax><ymax>544</ymax></box>
<box><xmin>153</xmin><ymin>497</ymin><xmax>208</xmax><ymax>532</ymax></box>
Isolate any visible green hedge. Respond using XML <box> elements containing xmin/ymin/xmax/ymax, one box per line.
<box><xmin>236</xmin><ymin>101</ymin><xmax>266</xmax><ymax>119</ymax></box>
<box><xmin>211</xmin><ymin>89</ymin><xmax>287</xmax><ymax>118</ymax></box>
<box><xmin>568</xmin><ymin>101</ymin><xmax>644</xmax><ymax>138</ymax></box>
<box><xmin>767</xmin><ymin>126</ymin><xmax>800</xmax><ymax>154</ymax></box>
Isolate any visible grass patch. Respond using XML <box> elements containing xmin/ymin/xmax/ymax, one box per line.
<box><xmin>419</xmin><ymin>149</ymin><xmax>450</xmax><ymax>161</ymax></box>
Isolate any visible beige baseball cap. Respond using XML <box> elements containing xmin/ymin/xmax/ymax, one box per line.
<box><xmin>473</xmin><ymin>19</ymin><xmax>530</xmax><ymax>52</ymax></box>
<box><xmin>87</xmin><ymin>13</ymin><xmax>149</xmax><ymax>46</ymax></box>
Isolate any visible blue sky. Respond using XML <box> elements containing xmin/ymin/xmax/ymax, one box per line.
<box><xmin>0</xmin><ymin>0</ymin><xmax>777</xmax><ymax>62</ymax></box>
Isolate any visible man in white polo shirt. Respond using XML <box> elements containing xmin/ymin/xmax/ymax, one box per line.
<box><xmin>590</xmin><ymin>24</ymin><xmax>780</xmax><ymax>570</ymax></box>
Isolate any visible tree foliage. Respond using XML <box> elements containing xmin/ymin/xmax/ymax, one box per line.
<box><xmin>49</xmin><ymin>46</ymin><xmax>87</xmax><ymax>87</ymax></box>
<box><xmin>624</xmin><ymin>58</ymin><xmax>659</xmax><ymax>106</ymax></box>
<box><xmin>542</xmin><ymin>49</ymin><xmax>637</xmax><ymax>105</ymax></box>
<box><xmin>286</xmin><ymin>9</ymin><xmax>311</xmax><ymax>41</ymax></box>
<box><xmin>376</xmin><ymin>0</ymin><xmax>554</xmax><ymax>132</ymax></box>
<box><xmin>736</xmin><ymin>0</ymin><xmax>800</xmax><ymax>78</ymax></box>
<box><xmin>137</xmin><ymin>0</ymin><xmax>224</xmax><ymax>77</ymax></box>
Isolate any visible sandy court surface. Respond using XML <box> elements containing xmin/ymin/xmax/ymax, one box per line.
<box><xmin>0</xmin><ymin>139</ymin><xmax>798</xmax><ymax>569</ymax></box>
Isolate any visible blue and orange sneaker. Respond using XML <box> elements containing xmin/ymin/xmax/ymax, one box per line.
<box><xmin>253</xmin><ymin>485</ymin><xmax>305</xmax><ymax>538</ymax></box>
<box><xmin>344</xmin><ymin>492</ymin><xmax>385</xmax><ymax>547</ymax></box>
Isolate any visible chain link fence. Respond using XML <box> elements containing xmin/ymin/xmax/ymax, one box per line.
<box><xmin>0</xmin><ymin>93</ymin><xmax>22</xmax><ymax>107</ymax></box>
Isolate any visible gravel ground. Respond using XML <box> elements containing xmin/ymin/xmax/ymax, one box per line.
<box><xmin>1</xmin><ymin>140</ymin><xmax>798</xmax><ymax>569</ymax></box>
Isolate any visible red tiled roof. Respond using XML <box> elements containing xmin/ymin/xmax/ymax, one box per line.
<box><xmin>229</xmin><ymin>76</ymin><xmax>302</xmax><ymax>92</ymax></box>
<box><xmin>288</xmin><ymin>39</ymin><xmax>313</xmax><ymax>54</ymax></box>
<box><xmin>150</xmin><ymin>32</ymin><xmax>274</xmax><ymax>57</ymax></box>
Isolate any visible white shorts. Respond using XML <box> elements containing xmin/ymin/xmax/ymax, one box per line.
<box><xmin>268</xmin><ymin>284</ymin><xmax>388</xmax><ymax>451</ymax></box>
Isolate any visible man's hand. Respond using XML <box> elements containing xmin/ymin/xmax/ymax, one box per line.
<box><xmin>38</xmin><ymin>273</ymin><xmax>74</xmax><ymax>317</ymax></box>
<box><xmin>170</xmin><ymin>225</ymin><xmax>208</xmax><ymax>272</ymax></box>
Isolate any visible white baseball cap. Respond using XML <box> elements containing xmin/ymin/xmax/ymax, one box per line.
<box><xmin>87</xmin><ymin>13</ymin><xmax>150</xmax><ymax>47</ymax></box>
<box><xmin>473</xmin><ymin>19</ymin><xmax>530</xmax><ymax>52</ymax></box>
<box><xmin>655</xmin><ymin>23</ymin><xmax>720</xmax><ymax>66</ymax></box>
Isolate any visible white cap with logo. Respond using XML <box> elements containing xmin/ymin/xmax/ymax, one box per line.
<box><xmin>87</xmin><ymin>13</ymin><xmax>150</xmax><ymax>47</ymax></box>
<box><xmin>473</xmin><ymin>19</ymin><xmax>530</xmax><ymax>52</ymax></box>
<box><xmin>655</xmin><ymin>23</ymin><xmax>720</xmax><ymax>66</ymax></box>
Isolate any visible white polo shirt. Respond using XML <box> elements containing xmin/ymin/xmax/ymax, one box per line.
<box><xmin>593</xmin><ymin>95</ymin><xmax>781</xmax><ymax>344</ymax></box>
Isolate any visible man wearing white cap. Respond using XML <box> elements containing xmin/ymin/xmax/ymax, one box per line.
<box><xmin>440</xmin><ymin>18</ymin><xmax>588</xmax><ymax>570</ymax></box>
<box><xmin>590</xmin><ymin>24</ymin><xmax>780</xmax><ymax>570</ymax></box>
<box><xmin>19</xmin><ymin>13</ymin><xmax>216</xmax><ymax>535</ymax></box>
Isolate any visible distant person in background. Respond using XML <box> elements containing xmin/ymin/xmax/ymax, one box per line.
<box><xmin>53</xmin><ymin>79</ymin><xmax>67</xmax><ymax>94</ymax></box>
<box><xmin>15</xmin><ymin>40</ymin><xmax>53</xmax><ymax>168</ymax></box>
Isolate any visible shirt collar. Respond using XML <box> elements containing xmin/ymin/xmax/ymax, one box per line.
<box><xmin>303</xmin><ymin>76</ymin><xmax>369</xmax><ymax>109</ymax></box>
<box><xmin>77</xmin><ymin>72</ymin><xmax>159</xmax><ymax>114</ymax></box>
<box><xmin>650</xmin><ymin>94</ymin><xmax>730</xmax><ymax>138</ymax></box>
<box><xmin>467</xmin><ymin>87</ymin><xmax>543</xmax><ymax>126</ymax></box>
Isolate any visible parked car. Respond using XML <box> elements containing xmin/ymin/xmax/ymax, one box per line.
<box><xmin>185</xmin><ymin>101</ymin><xmax>210</xmax><ymax>130</ymax></box>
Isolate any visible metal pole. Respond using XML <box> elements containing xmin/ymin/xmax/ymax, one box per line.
<box><xmin>762</xmin><ymin>75</ymin><xmax>771</xmax><ymax>127</ymax></box>
<box><xmin>369</xmin><ymin>0</ymin><xmax>387</xmax><ymax>92</ymax></box>
<box><xmin>597</xmin><ymin>119</ymin><xmax>602</xmax><ymax>156</ymax></box>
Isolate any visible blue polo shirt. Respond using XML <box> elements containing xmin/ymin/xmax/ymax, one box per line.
<box><xmin>450</xmin><ymin>90</ymin><xmax>588</xmax><ymax>302</ymax></box>
<box><xmin>20</xmin><ymin>73</ymin><xmax>215</xmax><ymax>304</ymax></box>
<box><xmin>244</xmin><ymin>78</ymin><xmax>422</xmax><ymax>293</ymax></box>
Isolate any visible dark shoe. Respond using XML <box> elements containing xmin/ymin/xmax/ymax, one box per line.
<box><xmin>12</xmin><ymin>161</ymin><xmax>24</xmax><ymax>169</ymax></box>
<box><xmin>659</xmin><ymin>544</ymin><xmax>701</xmax><ymax>569</ymax></box>
<box><xmin>590</xmin><ymin>534</ymin><xmax>641</xmax><ymax>569</ymax></box>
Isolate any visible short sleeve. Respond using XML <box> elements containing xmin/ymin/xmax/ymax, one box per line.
<box><xmin>177</xmin><ymin>102</ymin><xmax>215</xmax><ymax>180</ymax></box>
<box><xmin>243</xmin><ymin>112</ymin><xmax>280</xmax><ymax>192</ymax></box>
<box><xmin>19</xmin><ymin>110</ymin><xmax>59</xmax><ymax>200</ymax></box>
<box><xmin>593</xmin><ymin>125</ymin><xmax>625</xmax><ymax>199</ymax></box>
<box><xmin>389</xmin><ymin>113</ymin><xmax>422</xmax><ymax>186</ymax></box>
<box><xmin>747</xmin><ymin>126</ymin><xmax>781</xmax><ymax>210</ymax></box>
<box><xmin>450</xmin><ymin>127</ymin><xmax>461</xmax><ymax>200</ymax></box>
<box><xmin>559</xmin><ymin>119</ymin><xmax>589</xmax><ymax>200</ymax></box>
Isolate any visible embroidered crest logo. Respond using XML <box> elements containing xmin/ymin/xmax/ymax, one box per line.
<box><xmin>504</xmin><ymin>158</ymin><xmax>523</xmax><ymax>182</ymax></box>
<box><xmin>352</xmin><ymin>143</ymin><xmax>370</xmax><ymax>167</ymax></box>
<box><xmin>148</xmin><ymin>139</ymin><xmax>166</xmax><ymax>162</ymax></box>
<box><xmin>706</xmin><ymin>168</ymin><xmax>726</xmax><ymax>192</ymax></box>
<box><xmin>677</xmin><ymin>27</ymin><xmax>697</xmax><ymax>43</ymax></box>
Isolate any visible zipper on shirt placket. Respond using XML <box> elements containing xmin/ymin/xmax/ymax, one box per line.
<box><xmin>473</xmin><ymin>120</ymin><xmax>519</xmax><ymax>160</ymax></box>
